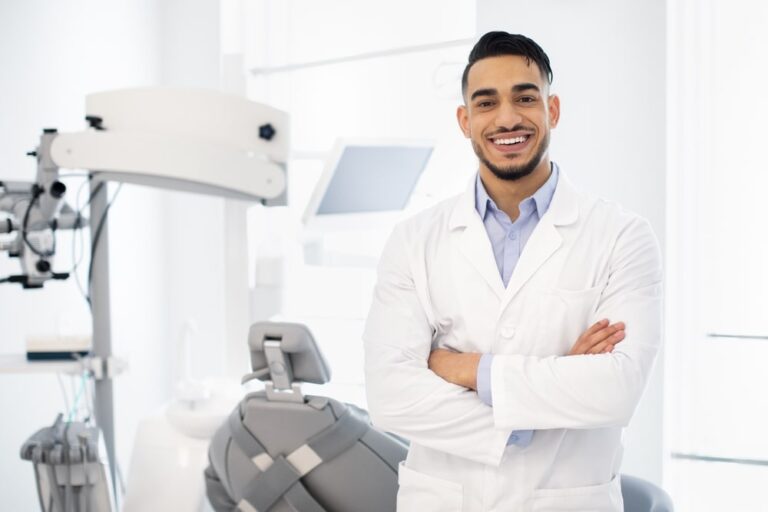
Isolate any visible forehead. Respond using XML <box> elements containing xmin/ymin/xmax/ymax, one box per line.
<box><xmin>465</xmin><ymin>55</ymin><xmax>547</xmax><ymax>95</ymax></box>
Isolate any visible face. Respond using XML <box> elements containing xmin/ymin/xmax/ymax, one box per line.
<box><xmin>457</xmin><ymin>55</ymin><xmax>560</xmax><ymax>181</ymax></box>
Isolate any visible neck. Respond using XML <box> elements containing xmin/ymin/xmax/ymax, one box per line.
<box><xmin>479</xmin><ymin>158</ymin><xmax>552</xmax><ymax>221</ymax></box>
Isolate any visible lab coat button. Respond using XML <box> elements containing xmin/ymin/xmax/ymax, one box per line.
<box><xmin>501</xmin><ymin>326</ymin><xmax>516</xmax><ymax>339</ymax></box>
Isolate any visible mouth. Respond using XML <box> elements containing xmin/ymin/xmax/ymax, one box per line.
<box><xmin>487</xmin><ymin>132</ymin><xmax>533</xmax><ymax>155</ymax></box>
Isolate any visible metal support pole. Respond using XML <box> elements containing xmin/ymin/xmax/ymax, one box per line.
<box><xmin>89</xmin><ymin>176</ymin><xmax>118</xmax><ymax>501</ymax></box>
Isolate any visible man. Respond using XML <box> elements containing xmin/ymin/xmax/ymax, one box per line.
<box><xmin>363</xmin><ymin>31</ymin><xmax>662</xmax><ymax>512</ymax></box>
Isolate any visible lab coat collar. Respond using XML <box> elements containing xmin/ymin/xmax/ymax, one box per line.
<box><xmin>448</xmin><ymin>165</ymin><xmax>581</xmax><ymax>302</ymax></box>
<box><xmin>449</xmin><ymin>165</ymin><xmax>579</xmax><ymax>230</ymax></box>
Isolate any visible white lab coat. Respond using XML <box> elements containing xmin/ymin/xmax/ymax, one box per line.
<box><xmin>363</xmin><ymin>170</ymin><xmax>662</xmax><ymax>512</ymax></box>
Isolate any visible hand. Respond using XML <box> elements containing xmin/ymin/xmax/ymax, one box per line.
<box><xmin>428</xmin><ymin>349</ymin><xmax>481</xmax><ymax>390</ymax></box>
<box><xmin>569</xmin><ymin>319</ymin><xmax>626</xmax><ymax>355</ymax></box>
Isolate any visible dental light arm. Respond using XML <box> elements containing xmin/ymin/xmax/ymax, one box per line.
<box><xmin>0</xmin><ymin>88</ymin><xmax>289</xmax><ymax>288</ymax></box>
<box><xmin>56</xmin><ymin>88</ymin><xmax>288</xmax><ymax>203</ymax></box>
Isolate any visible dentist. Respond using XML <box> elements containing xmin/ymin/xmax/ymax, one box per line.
<box><xmin>363</xmin><ymin>31</ymin><xmax>662</xmax><ymax>512</ymax></box>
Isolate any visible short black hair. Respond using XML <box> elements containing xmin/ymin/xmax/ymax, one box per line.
<box><xmin>461</xmin><ymin>31</ymin><xmax>553</xmax><ymax>98</ymax></box>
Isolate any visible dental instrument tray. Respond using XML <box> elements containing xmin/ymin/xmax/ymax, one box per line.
<box><xmin>20</xmin><ymin>414</ymin><xmax>113</xmax><ymax>512</ymax></box>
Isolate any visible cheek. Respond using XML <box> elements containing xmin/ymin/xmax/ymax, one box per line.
<box><xmin>469</xmin><ymin>119</ymin><xmax>486</xmax><ymax>138</ymax></box>
<box><xmin>465</xmin><ymin>117</ymin><xmax>480</xmax><ymax>135</ymax></box>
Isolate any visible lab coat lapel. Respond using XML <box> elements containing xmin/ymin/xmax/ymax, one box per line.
<box><xmin>449</xmin><ymin>178</ymin><xmax>505</xmax><ymax>300</ymax></box>
<box><xmin>500</xmin><ymin>171</ymin><xmax>580</xmax><ymax>311</ymax></box>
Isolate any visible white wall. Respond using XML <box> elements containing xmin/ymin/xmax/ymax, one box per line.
<box><xmin>476</xmin><ymin>0</ymin><xmax>667</xmax><ymax>485</ymax></box>
<box><xmin>243</xmin><ymin>0</ymin><xmax>478</xmax><ymax>405</ymax></box>
<box><xmin>154</xmin><ymin>0</ymin><xmax>235</xmax><ymax>382</ymax></box>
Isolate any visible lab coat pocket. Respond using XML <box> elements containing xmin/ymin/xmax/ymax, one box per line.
<box><xmin>397</xmin><ymin>461</ymin><xmax>463</xmax><ymax>512</ymax></box>
<box><xmin>551</xmin><ymin>286</ymin><xmax>603</xmax><ymax>350</ymax></box>
<box><xmin>525</xmin><ymin>285</ymin><xmax>603</xmax><ymax>355</ymax></box>
<box><xmin>548</xmin><ymin>285</ymin><xmax>603</xmax><ymax>318</ymax></box>
<box><xmin>531</xmin><ymin>474</ymin><xmax>623</xmax><ymax>511</ymax></box>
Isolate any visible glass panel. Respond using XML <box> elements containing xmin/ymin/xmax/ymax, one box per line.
<box><xmin>667</xmin><ymin>458</ymin><xmax>768</xmax><ymax>512</ymax></box>
<box><xmin>668</xmin><ymin>1</ymin><xmax>768</xmax><ymax>506</ymax></box>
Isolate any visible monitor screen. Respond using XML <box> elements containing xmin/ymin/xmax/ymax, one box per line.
<box><xmin>315</xmin><ymin>145</ymin><xmax>432</xmax><ymax>215</ymax></box>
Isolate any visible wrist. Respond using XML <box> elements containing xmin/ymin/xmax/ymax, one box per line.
<box><xmin>460</xmin><ymin>353</ymin><xmax>482</xmax><ymax>390</ymax></box>
<box><xmin>428</xmin><ymin>349</ymin><xmax>482</xmax><ymax>390</ymax></box>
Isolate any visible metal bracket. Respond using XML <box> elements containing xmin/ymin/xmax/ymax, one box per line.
<box><xmin>79</xmin><ymin>356</ymin><xmax>128</xmax><ymax>380</ymax></box>
<box><xmin>265</xmin><ymin>381</ymin><xmax>304</xmax><ymax>403</ymax></box>
<box><xmin>262</xmin><ymin>339</ymin><xmax>304</xmax><ymax>402</ymax></box>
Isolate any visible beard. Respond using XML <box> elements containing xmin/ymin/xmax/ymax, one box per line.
<box><xmin>473</xmin><ymin>130</ymin><xmax>550</xmax><ymax>182</ymax></box>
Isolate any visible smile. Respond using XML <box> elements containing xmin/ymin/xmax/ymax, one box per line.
<box><xmin>493</xmin><ymin>135</ymin><xmax>528</xmax><ymax>145</ymax></box>
<box><xmin>487</xmin><ymin>133</ymin><xmax>533</xmax><ymax>154</ymax></box>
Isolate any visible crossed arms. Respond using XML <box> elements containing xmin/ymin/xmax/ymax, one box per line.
<box><xmin>362</xmin><ymin>217</ymin><xmax>662</xmax><ymax>467</ymax></box>
<box><xmin>427</xmin><ymin>318</ymin><xmax>627</xmax><ymax>391</ymax></box>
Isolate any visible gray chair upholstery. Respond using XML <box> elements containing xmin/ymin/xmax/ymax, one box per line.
<box><xmin>621</xmin><ymin>474</ymin><xmax>674</xmax><ymax>512</ymax></box>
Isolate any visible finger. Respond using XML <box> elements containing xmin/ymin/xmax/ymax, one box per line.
<box><xmin>589</xmin><ymin>340</ymin><xmax>613</xmax><ymax>354</ymax></box>
<box><xmin>569</xmin><ymin>335</ymin><xmax>595</xmax><ymax>355</ymax></box>
<box><xmin>589</xmin><ymin>330</ymin><xmax>625</xmax><ymax>354</ymax></box>
<box><xmin>587</xmin><ymin>338</ymin><xmax>618</xmax><ymax>354</ymax></box>
<box><xmin>569</xmin><ymin>320</ymin><xmax>610</xmax><ymax>355</ymax></box>
<box><xmin>600</xmin><ymin>333</ymin><xmax>626</xmax><ymax>353</ymax></box>
<box><xmin>597</xmin><ymin>326</ymin><xmax>628</xmax><ymax>353</ymax></box>
<box><xmin>588</xmin><ymin>336</ymin><xmax>615</xmax><ymax>354</ymax></box>
<box><xmin>609</xmin><ymin>329</ymin><xmax>626</xmax><ymax>344</ymax></box>
<box><xmin>589</xmin><ymin>322</ymin><xmax>625</xmax><ymax>344</ymax></box>
<box><xmin>587</xmin><ymin>329</ymin><xmax>626</xmax><ymax>354</ymax></box>
<box><xmin>599</xmin><ymin>322</ymin><xmax>625</xmax><ymax>335</ymax></box>
<box><xmin>584</xmin><ymin>319</ymin><xmax>610</xmax><ymax>337</ymax></box>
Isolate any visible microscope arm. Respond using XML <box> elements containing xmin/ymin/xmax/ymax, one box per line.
<box><xmin>50</xmin><ymin>130</ymin><xmax>285</xmax><ymax>203</ymax></box>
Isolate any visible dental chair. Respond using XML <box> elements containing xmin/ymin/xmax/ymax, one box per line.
<box><xmin>204</xmin><ymin>322</ymin><xmax>406</xmax><ymax>512</ymax></box>
<box><xmin>205</xmin><ymin>321</ymin><xmax>673</xmax><ymax>512</ymax></box>
<box><xmin>621</xmin><ymin>474</ymin><xmax>674</xmax><ymax>512</ymax></box>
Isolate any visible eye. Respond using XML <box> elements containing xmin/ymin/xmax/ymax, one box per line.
<box><xmin>476</xmin><ymin>100</ymin><xmax>494</xmax><ymax>108</ymax></box>
<box><xmin>518</xmin><ymin>96</ymin><xmax>537</xmax><ymax>103</ymax></box>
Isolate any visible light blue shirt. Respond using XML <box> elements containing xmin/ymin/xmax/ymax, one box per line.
<box><xmin>475</xmin><ymin>163</ymin><xmax>559</xmax><ymax>447</ymax></box>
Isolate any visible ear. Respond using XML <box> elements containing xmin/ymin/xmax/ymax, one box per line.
<box><xmin>456</xmin><ymin>105</ymin><xmax>471</xmax><ymax>138</ymax></box>
<box><xmin>548</xmin><ymin>94</ymin><xmax>561</xmax><ymax>129</ymax></box>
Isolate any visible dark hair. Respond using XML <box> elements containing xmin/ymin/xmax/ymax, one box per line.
<box><xmin>461</xmin><ymin>31</ymin><xmax>553</xmax><ymax>98</ymax></box>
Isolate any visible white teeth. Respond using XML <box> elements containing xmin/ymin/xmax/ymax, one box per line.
<box><xmin>493</xmin><ymin>136</ymin><xmax>528</xmax><ymax>145</ymax></box>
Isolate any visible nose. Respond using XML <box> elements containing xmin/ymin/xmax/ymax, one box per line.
<box><xmin>495</xmin><ymin>100</ymin><xmax>523</xmax><ymax>128</ymax></box>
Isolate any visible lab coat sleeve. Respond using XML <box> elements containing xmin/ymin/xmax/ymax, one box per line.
<box><xmin>490</xmin><ymin>216</ymin><xmax>663</xmax><ymax>430</ymax></box>
<box><xmin>363</xmin><ymin>224</ymin><xmax>511</xmax><ymax>467</ymax></box>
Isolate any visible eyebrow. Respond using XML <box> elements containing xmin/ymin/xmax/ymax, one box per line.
<box><xmin>512</xmin><ymin>83</ymin><xmax>540</xmax><ymax>93</ymax></box>
<box><xmin>470</xmin><ymin>88</ymin><xmax>497</xmax><ymax>101</ymax></box>
<box><xmin>469</xmin><ymin>82</ymin><xmax>541</xmax><ymax>101</ymax></box>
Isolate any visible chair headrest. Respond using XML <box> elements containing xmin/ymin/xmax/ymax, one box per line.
<box><xmin>248</xmin><ymin>322</ymin><xmax>332</xmax><ymax>385</ymax></box>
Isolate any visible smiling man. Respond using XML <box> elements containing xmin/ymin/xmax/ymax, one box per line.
<box><xmin>363</xmin><ymin>32</ymin><xmax>662</xmax><ymax>511</ymax></box>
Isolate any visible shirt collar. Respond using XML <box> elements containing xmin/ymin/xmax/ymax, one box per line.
<box><xmin>475</xmin><ymin>173</ymin><xmax>492</xmax><ymax>219</ymax></box>
<box><xmin>475</xmin><ymin>162</ymin><xmax>560</xmax><ymax>220</ymax></box>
